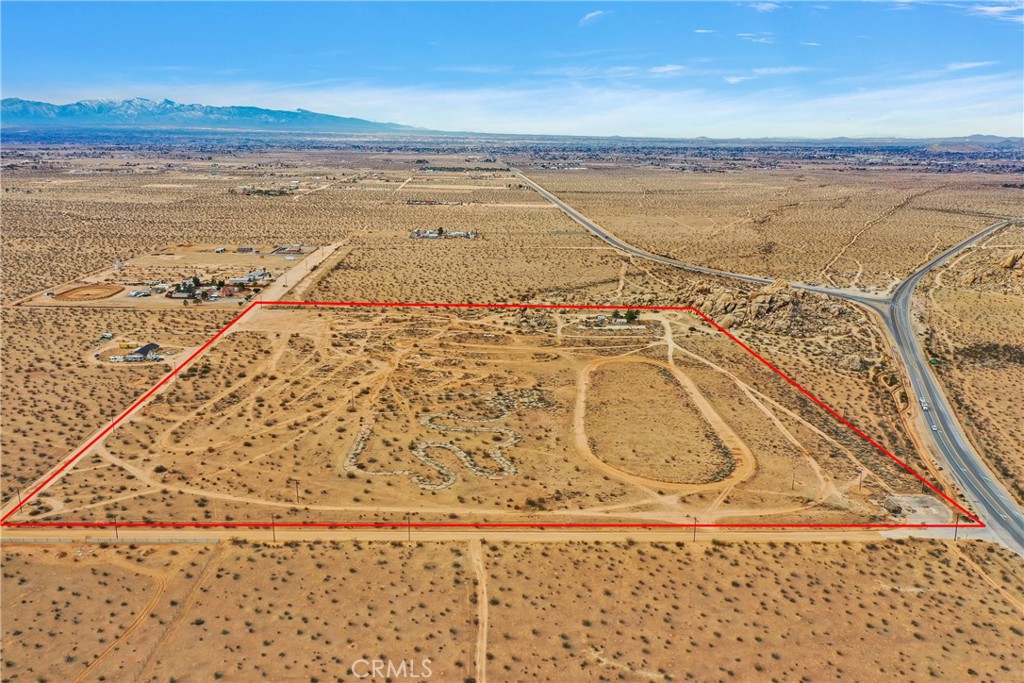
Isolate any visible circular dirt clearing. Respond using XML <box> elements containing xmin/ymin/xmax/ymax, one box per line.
<box><xmin>55</xmin><ymin>284</ymin><xmax>124</xmax><ymax>301</ymax></box>
<box><xmin>584</xmin><ymin>360</ymin><xmax>736</xmax><ymax>485</ymax></box>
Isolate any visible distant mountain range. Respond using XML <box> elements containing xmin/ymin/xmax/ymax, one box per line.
<box><xmin>0</xmin><ymin>97</ymin><xmax>419</xmax><ymax>133</ymax></box>
<box><xmin>2</xmin><ymin>98</ymin><xmax>1022</xmax><ymax>149</ymax></box>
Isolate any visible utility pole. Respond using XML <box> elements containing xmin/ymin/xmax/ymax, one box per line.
<box><xmin>294</xmin><ymin>481</ymin><xmax>300</xmax><ymax>505</ymax></box>
<box><xmin>953</xmin><ymin>513</ymin><xmax>960</xmax><ymax>541</ymax></box>
<box><xmin>112</xmin><ymin>515</ymin><xmax>119</xmax><ymax>540</ymax></box>
<box><xmin>406</xmin><ymin>512</ymin><xmax>412</xmax><ymax>543</ymax></box>
<box><xmin>791</xmin><ymin>469</ymin><xmax>796</xmax><ymax>491</ymax></box>
<box><xmin>859</xmin><ymin>469</ymin><xmax>866</xmax><ymax>491</ymax></box>
<box><xmin>692</xmin><ymin>516</ymin><xmax>697</xmax><ymax>543</ymax></box>
<box><xmin>271</xmin><ymin>514</ymin><xmax>277</xmax><ymax>542</ymax></box>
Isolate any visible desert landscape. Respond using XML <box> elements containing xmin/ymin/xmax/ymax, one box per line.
<box><xmin>2</xmin><ymin>538</ymin><xmax>1021</xmax><ymax>682</ymax></box>
<box><xmin>920</xmin><ymin>223</ymin><xmax>1024</xmax><ymax>503</ymax></box>
<box><xmin>6</xmin><ymin>301</ymin><xmax>938</xmax><ymax>529</ymax></box>
<box><xmin>2</xmin><ymin>140</ymin><xmax>1022</xmax><ymax>683</ymax></box>
<box><xmin>521</xmin><ymin>163</ymin><xmax>1021</xmax><ymax>292</ymax></box>
<box><xmin>5</xmin><ymin>1</ymin><xmax>1024</xmax><ymax>678</ymax></box>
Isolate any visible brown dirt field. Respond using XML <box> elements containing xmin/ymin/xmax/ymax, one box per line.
<box><xmin>55</xmin><ymin>284</ymin><xmax>123</xmax><ymax>301</ymax></box>
<box><xmin>526</xmin><ymin>166</ymin><xmax>1021</xmax><ymax>291</ymax></box>
<box><xmin>3</xmin><ymin>539</ymin><xmax>1020</xmax><ymax>682</ymax></box>
<box><xmin>11</xmin><ymin>306</ymin><xmax>934</xmax><ymax>528</ymax></box>
<box><xmin>961</xmin><ymin>540</ymin><xmax>1024</xmax><ymax>608</ymax></box>
<box><xmin>0</xmin><ymin>307</ymin><xmax>234</xmax><ymax>506</ymax></box>
<box><xmin>2</xmin><ymin>145</ymin><xmax>1013</xmax><ymax>683</ymax></box>
<box><xmin>584</xmin><ymin>361</ymin><xmax>736</xmax><ymax>485</ymax></box>
<box><xmin>1</xmin><ymin>542</ymin><xmax>475</xmax><ymax>682</ymax></box>
<box><xmin>482</xmin><ymin>539</ymin><xmax>1024</xmax><ymax>682</ymax></box>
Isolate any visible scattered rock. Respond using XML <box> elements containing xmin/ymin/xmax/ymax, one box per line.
<box><xmin>999</xmin><ymin>250</ymin><xmax>1023</xmax><ymax>270</ymax></box>
<box><xmin>838</xmin><ymin>354</ymin><xmax>866</xmax><ymax>372</ymax></box>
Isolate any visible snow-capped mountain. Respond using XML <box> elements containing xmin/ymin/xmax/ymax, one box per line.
<box><xmin>1</xmin><ymin>97</ymin><xmax>418</xmax><ymax>132</ymax></box>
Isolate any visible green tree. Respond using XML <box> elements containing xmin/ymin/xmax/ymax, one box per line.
<box><xmin>625</xmin><ymin>309</ymin><xmax>640</xmax><ymax>323</ymax></box>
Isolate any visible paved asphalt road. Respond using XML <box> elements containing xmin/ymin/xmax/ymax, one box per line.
<box><xmin>516</xmin><ymin>169</ymin><xmax>1024</xmax><ymax>555</ymax></box>
<box><xmin>514</xmin><ymin>171</ymin><xmax>774</xmax><ymax>286</ymax></box>
<box><xmin>881</xmin><ymin>221</ymin><xmax>1024</xmax><ymax>554</ymax></box>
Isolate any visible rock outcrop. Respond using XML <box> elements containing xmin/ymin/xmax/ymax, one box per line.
<box><xmin>999</xmin><ymin>250</ymin><xmax>1023</xmax><ymax>270</ymax></box>
<box><xmin>689</xmin><ymin>280</ymin><xmax>850</xmax><ymax>335</ymax></box>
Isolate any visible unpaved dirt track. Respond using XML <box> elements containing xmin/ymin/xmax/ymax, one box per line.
<box><xmin>515</xmin><ymin>164</ymin><xmax>1023</xmax><ymax>556</ymax></box>
<box><xmin>3</xmin><ymin>188</ymin><xmax>1014</xmax><ymax>549</ymax></box>
<box><xmin>135</xmin><ymin>546</ymin><xmax>225</xmax><ymax>681</ymax></box>
<box><xmin>470</xmin><ymin>539</ymin><xmax>489</xmax><ymax>683</ymax></box>
<box><xmin>72</xmin><ymin>558</ymin><xmax>170</xmax><ymax>683</ymax></box>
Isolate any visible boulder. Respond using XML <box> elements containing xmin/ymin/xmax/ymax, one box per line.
<box><xmin>838</xmin><ymin>354</ymin><xmax>866</xmax><ymax>372</ymax></box>
<box><xmin>999</xmin><ymin>250</ymin><xmax>1023</xmax><ymax>270</ymax></box>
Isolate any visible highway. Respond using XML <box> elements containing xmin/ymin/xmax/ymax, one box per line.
<box><xmin>513</xmin><ymin>171</ymin><xmax>774</xmax><ymax>286</ymax></box>
<box><xmin>515</xmin><ymin>168</ymin><xmax>1024</xmax><ymax>555</ymax></box>
<box><xmin>1</xmin><ymin>172</ymin><xmax>1019</xmax><ymax>553</ymax></box>
<box><xmin>879</xmin><ymin>220</ymin><xmax>1024</xmax><ymax>555</ymax></box>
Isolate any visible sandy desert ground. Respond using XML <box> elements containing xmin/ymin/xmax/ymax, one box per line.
<box><xmin>524</xmin><ymin>164</ymin><xmax>1022</xmax><ymax>292</ymax></box>
<box><xmin>1</xmin><ymin>541</ymin><xmax>476</xmax><ymax>682</ymax></box>
<box><xmin>2</xmin><ymin>144</ymin><xmax>1020</xmax><ymax>682</ymax></box>
<box><xmin>8</xmin><ymin>304</ymin><xmax>936</xmax><ymax>529</ymax></box>
<box><xmin>0</xmin><ymin>306</ymin><xmax>233</xmax><ymax>505</ymax></box>
<box><xmin>2</xmin><ymin>538</ymin><xmax>1021</xmax><ymax>682</ymax></box>
<box><xmin>921</xmin><ymin>223</ymin><xmax>1024</xmax><ymax>503</ymax></box>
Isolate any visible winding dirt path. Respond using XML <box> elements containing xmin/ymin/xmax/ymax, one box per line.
<box><xmin>73</xmin><ymin>558</ymin><xmax>170</xmax><ymax>683</ymax></box>
<box><xmin>135</xmin><ymin>545</ymin><xmax>224</xmax><ymax>681</ymax></box>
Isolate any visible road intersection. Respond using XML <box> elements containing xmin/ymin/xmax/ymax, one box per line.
<box><xmin>2</xmin><ymin>175</ymin><xmax>1020</xmax><ymax>553</ymax></box>
<box><xmin>515</xmin><ymin>169</ymin><xmax>1023</xmax><ymax>555</ymax></box>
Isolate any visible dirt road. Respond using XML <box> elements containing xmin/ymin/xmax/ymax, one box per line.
<box><xmin>469</xmin><ymin>539</ymin><xmax>489</xmax><ymax>683</ymax></box>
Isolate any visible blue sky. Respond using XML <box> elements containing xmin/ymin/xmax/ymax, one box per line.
<box><xmin>2</xmin><ymin>1</ymin><xmax>1022</xmax><ymax>137</ymax></box>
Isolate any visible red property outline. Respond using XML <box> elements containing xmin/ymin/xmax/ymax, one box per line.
<box><xmin>1</xmin><ymin>301</ymin><xmax>984</xmax><ymax>530</ymax></box>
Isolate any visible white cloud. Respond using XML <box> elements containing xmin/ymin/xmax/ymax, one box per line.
<box><xmin>945</xmin><ymin>61</ymin><xmax>999</xmax><ymax>71</ymax></box>
<box><xmin>578</xmin><ymin>10</ymin><xmax>612</xmax><ymax>27</ymax></box>
<box><xmin>962</xmin><ymin>2</ymin><xmax>1024</xmax><ymax>23</ymax></box>
<box><xmin>693</xmin><ymin>29</ymin><xmax>716</xmax><ymax>33</ymax></box>
<box><xmin>738</xmin><ymin>32</ymin><xmax>775</xmax><ymax>44</ymax></box>
<box><xmin>21</xmin><ymin>72</ymin><xmax>1022</xmax><ymax>139</ymax></box>
<box><xmin>905</xmin><ymin>61</ymin><xmax>1003</xmax><ymax>80</ymax></box>
<box><xmin>752</xmin><ymin>66</ymin><xmax>815</xmax><ymax>75</ymax></box>
<box><xmin>534</xmin><ymin>64</ymin><xmax>696</xmax><ymax>81</ymax></box>
<box><xmin>800</xmin><ymin>41</ymin><xmax>821</xmax><ymax>47</ymax></box>
<box><xmin>749</xmin><ymin>2</ymin><xmax>781</xmax><ymax>12</ymax></box>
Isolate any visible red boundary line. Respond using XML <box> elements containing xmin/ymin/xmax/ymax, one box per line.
<box><xmin>1</xmin><ymin>300</ymin><xmax>984</xmax><ymax>530</ymax></box>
